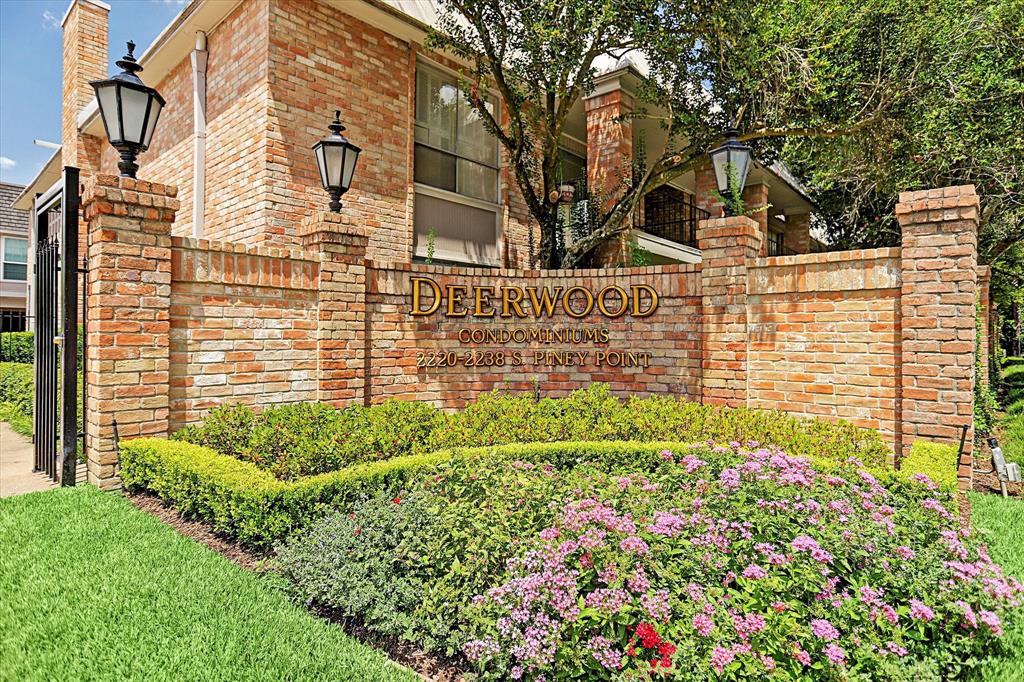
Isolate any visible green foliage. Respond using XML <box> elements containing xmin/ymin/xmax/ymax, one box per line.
<box><xmin>429</xmin><ymin>385</ymin><xmax>890</xmax><ymax>468</ymax></box>
<box><xmin>0</xmin><ymin>362</ymin><xmax>33</xmax><ymax>417</ymax></box>
<box><xmin>0</xmin><ymin>331</ymin><xmax>33</xmax><ymax>363</ymax></box>
<box><xmin>430</xmin><ymin>0</ymin><xmax>934</xmax><ymax>268</ymax></box>
<box><xmin>976</xmin><ymin>301</ymin><xmax>1001</xmax><ymax>437</ymax></box>
<box><xmin>969</xmin><ymin>492</ymin><xmax>1024</xmax><ymax>682</ymax></box>
<box><xmin>0</xmin><ymin>486</ymin><xmax>417</xmax><ymax>681</ymax></box>
<box><xmin>119</xmin><ymin>437</ymin><xmax>449</xmax><ymax>548</ymax></box>
<box><xmin>1000</xmin><ymin>357</ymin><xmax>1024</xmax><ymax>465</ymax></box>
<box><xmin>173</xmin><ymin>400</ymin><xmax>443</xmax><ymax>480</ymax></box>
<box><xmin>901</xmin><ymin>441</ymin><xmax>960</xmax><ymax>491</ymax></box>
<box><xmin>0</xmin><ymin>328</ymin><xmax>85</xmax><ymax>365</ymax></box>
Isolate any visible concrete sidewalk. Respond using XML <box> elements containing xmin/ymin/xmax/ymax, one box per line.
<box><xmin>0</xmin><ymin>422</ymin><xmax>56</xmax><ymax>498</ymax></box>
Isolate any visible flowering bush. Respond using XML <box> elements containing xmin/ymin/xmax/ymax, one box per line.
<box><xmin>461</xmin><ymin>444</ymin><xmax>1023</xmax><ymax>680</ymax></box>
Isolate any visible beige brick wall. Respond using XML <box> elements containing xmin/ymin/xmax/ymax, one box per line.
<box><xmin>168</xmin><ymin>236</ymin><xmax>320</xmax><ymax>430</ymax></box>
<box><xmin>747</xmin><ymin>249</ymin><xmax>901</xmax><ymax>451</ymax></box>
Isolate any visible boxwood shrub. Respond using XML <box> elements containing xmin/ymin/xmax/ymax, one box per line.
<box><xmin>172</xmin><ymin>385</ymin><xmax>891</xmax><ymax>479</ymax></box>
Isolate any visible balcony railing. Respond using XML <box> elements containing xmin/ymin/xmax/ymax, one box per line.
<box><xmin>563</xmin><ymin>178</ymin><xmax>709</xmax><ymax>251</ymax></box>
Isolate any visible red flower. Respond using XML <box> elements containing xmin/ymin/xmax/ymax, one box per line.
<box><xmin>657</xmin><ymin>642</ymin><xmax>676</xmax><ymax>658</ymax></box>
<box><xmin>635</xmin><ymin>622</ymin><xmax>661</xmax><ymax>649</ymax></box>
<box><xmin>392</xmin><ymin>497</ymin><xmax>402</xmax><ymax>504</ymax></box>
<box><xmin>353</xmin><ymin>527</ymin><xmax>362</xmax><ymax>536</ymax></box>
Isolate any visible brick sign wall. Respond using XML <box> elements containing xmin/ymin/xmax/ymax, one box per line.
<box><xmin>80</xmin><ymin>176</ymin><xmax>984</xmax><ymax>491</ymax></box>
<box><xmin>365</xmin><ymin>263</ymin><xmax>703</xmax><ymax>407</ymax></box>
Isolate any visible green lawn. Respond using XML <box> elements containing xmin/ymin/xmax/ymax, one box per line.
<box><xmin>1002</xmin><ymin>357</ymin><xmax>1024</xmax><ymax>465</ymax></box>
<box><xmin>0</xmin><ymin>486</ymin><xmax>417</xmax><ymax>682</ymax></box>
<box><xmin>969</xmin><ymin>492</ymin><xmax>1024</xmax><ymax>682</ymax></box>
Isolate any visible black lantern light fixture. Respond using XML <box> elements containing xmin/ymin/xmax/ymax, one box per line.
<box><xmin>312</xmin><ymin>110</ymin><xmax>361</xmax><ymax>212</ymax></box>
<box><xmin>708</xmin><ymin>127</ymin><xmax>753</xmax><ymax>216</ymax></box>
<box><xmin>90</xmin><ymin>41</ymin><xmax>165</xmax><ymax>178</ymax></box>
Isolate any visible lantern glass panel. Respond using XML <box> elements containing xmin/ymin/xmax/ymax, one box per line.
<box><xmin>96</xmin><ymin>84</ymin><xmax>121</xmax><ymax>141</ymax></box>
<box><xmin>120</xmin><ymin>86</ymin><xmax>151</xmax><ymax>145</ymax></box>
<box><xmin>324</xmin><ymin>145</ymin><xmax>344</xmax><ymax>187</ymax></box>
<box><xmin>731</xmin><ymin>150</ymin><xmax>751</xmax><ymax>192</ymax></box>
<box><xmin>142</xmin><ymin>98</ymin><xmax>163</xmax><ymax>148</ymax></box>
<box><xmin>314</xmin><ymin>145</ymin><xmax>329</xmax><ymax>189</ymax></box>
<box><xmin>341</xmin><ymin>147</ymin><xmax>360</xmax><ymax>190</ymax></box>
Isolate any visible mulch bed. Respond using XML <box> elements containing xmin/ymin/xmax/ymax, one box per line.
<box><xmin>970</xmin><ymin>449</ymin><xmax>1023</xmax><ymax>497</ymax></box>
<box><xmin>125</xmin><ymin>491</ymin><xmax>466</xmax><ymax>681</ymax></box>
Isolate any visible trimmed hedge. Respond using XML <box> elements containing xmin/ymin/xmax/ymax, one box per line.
<box><xmin>120</xmin><ymin>438</ymin><xmax>451</xmax><ymax>548</ymax></box>
<box><xmin>123</xmin><ymin>437</ymin><xmax>922</xmax><ymax>549</ymax></box>
<box><xmin>0</xmin><ymin>332</ymin><xmax>33</xmax><ymax>363</ymax></box>
<box><xmin>900</xmin><ymin>440</ymin><xmax>960</xmax><ymax>491</ymax></box>
<box><xmin>174</xmin><ymin>385</ymin><xmax>892</xmax><ymax>479</ymax></box>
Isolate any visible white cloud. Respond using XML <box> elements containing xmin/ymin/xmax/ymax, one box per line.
<box><xmin>41</xmin><ymin>10</ymin><xmax>59</xmax><ymax>29</ymax></box>
<box><xmin>0</xmin><ymin>157</ymin><xmax>16</xmax><ymax>169</ymax></box>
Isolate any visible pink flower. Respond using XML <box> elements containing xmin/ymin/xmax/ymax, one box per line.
<box><xmin>791</xmin><ymin>643</ymin><xmax>811</xmax><ymax>666</ymax></box>
<box><xmin>980</xmin><ymin>610</ymin><xmax>1003</xmax><ymax>636</ymax></box>
<box><xmin>587</xmin><ymin>635</ymin><xmax>623</xmax><ymax>670</ymax></box>
<box><xmin>810</xmin><ymin>618</ymin><xmax>840</xmax><ymax>641</ymax></box>
<box><xmin>824</xmin><ymin>643</ymin><xmax>847</xmax><ymax>666</ymax></box>
<box><xmin>719</xmin><ymin>468</ymin><xmax>741</xmax><ymax>490</ymax></box>
<box><xmin>693</xmin><ymin>613</ymin><xmax>715</xmax><ymax>637</ymax></box>
<box><xmin>710</xmin><ymin>646</ymin><xmax>735</xmax><ymax>674</ymax></box>
<box><xmin>619</xmin><ymin>536</ymin><xmax>650</xmax><ymax>555</ymax></box>
<box><xmin>895</xmin><ymin>545</ymin><xmax>915</xmax><ymax>560</ymax></box>
<box><xmin>909</xmin><ymin>599</ymin><xmax>935</xmax><ymax>622</ymax></box>
<box><xmin>742</xmin><ymin>564</ymin><xmax>769</xmax><ymax>580</ymax></box>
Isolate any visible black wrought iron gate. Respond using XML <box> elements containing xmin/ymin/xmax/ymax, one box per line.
<box><xmin>32</xmin><ymin>166</ymin><xmax>83</xmax><ymax>485</ymax></box>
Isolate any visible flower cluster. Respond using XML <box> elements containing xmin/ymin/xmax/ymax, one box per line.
<box><xmin>462</xmin><ymin>442</ymin><xmax>1024</xmax><ymax>680</ymax></box>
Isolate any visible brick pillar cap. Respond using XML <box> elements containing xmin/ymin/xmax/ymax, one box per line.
<box><xmin>85</xmin><ymin>173</ymin><xmax>179</xmax><ymax>197</ymax></box>
<box><xmin>977</xmin><ymin>264</ymin><xmax>991</xmax><ymax>280</ymax></box>
<box><xmin>696</xmin><ymin>215</ymin><xmax>761</xmax><ymax>242</ymax></box>
<box><xmin>299</xmin><ymin>211</ymin><xmax>368</xmax><ymax>250</ymax></box>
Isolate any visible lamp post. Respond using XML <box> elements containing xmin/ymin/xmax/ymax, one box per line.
<box><xmin>312</xmin><ymin>110</ymin><xmax>361</xmax><ymax>212</ymax></box>
<box><xmin>708</xmin><ymin>127</ymin><xmax>752</xmax><ymax>216</ymax></box>
<box><xmin>90</xmin><ymin>41</ymin><xmax>165</xmax><ymax>178</ymax></box>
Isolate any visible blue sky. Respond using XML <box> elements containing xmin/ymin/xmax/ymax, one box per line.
<box><xmin>0</xmin><ymin>0</ymin><xmax>187</xmax><ymax>186</ymax></box>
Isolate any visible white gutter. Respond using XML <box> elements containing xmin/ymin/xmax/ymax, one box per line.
<box><xmin>191</xmin><ymin>31</ymin><xmax>208</xmax><ymax>238</ymax></box>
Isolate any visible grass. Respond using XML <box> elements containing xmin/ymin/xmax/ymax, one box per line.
<box><xmin>969</xmin><ymin>492</ymin><xmax>1024</xmax><ymax>682</ymax></box>
<box><xmin>0</xmin><ymin>486</ymin><xmax>417</xmax><ymax>682</ymax></box>
<box><xmin>1001</xmin><ymin>357</ymin><xmax>1024</xmax><ymax>465</ymax></box>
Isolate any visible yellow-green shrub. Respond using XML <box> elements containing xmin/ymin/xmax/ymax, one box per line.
<box><xmin>900</xmin><ymin>440</ymin><xmax>960</xmax><ymax>491</ymax></box>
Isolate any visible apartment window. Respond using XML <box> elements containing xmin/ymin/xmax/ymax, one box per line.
<box><xmin>767</xmin><ymin>230</ymin><xmax>785</xmax><ymax>257</ymax></box>
<box><xmin>414</xmin><ymin>62</ymin><xmax>500</xmax><ymax>265</ymax></box>
<box><xmin>2</xmin><ymin>237</ymin><xmax>27</xmax><ymax>281</ymax></box>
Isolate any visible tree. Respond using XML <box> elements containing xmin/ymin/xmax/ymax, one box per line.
<box><xmin>429</xmin><ymin>0</ymin><xmax>933</xmax><ymax>268</ymax></box>
<box><xmin>781</xmin><ymin>0</ymin><xmax>1023</xmax><ymax>354</ymax></box>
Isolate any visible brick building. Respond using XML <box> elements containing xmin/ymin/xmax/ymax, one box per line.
<box><xmin>0</xmin><ymin>182</ymin><xmax>29</xmax><ymax>329</ymax></box>
<box><xmin>19</xmin><ymin>0</ymin><xmax>820</xmax><ymax>269</ymax></box>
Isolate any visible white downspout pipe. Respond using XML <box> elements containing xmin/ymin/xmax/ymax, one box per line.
<box><xmin>191</xmin><ymin>31</ymin><xmax>208</xmax><ymax>238</ymax></box>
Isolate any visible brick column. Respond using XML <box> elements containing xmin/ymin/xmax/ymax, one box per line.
<box><xmin>698</xmin><ymin>216</ymin><xmax>762</xmax><ymax>406</ymax></box>
<box><xmin>299</xmin><ymin>212</ymin><xmax>368</xmax><ymax>406</ymax></box>
<box><xmin>742</xmin><ymin>183</ymin><xmax>771</xmax><ymax>256</ymax></box>
<box><xmin>584</xmin><ymin>88</ymin><xmax>633</xmax><ymax>209</ymax></box>
<box><xmin>784</xmin><ymin>211</ymin><xmax>812</xmax><ymax>254</ymax></box>
<box><xmin>694</xmin><ymin>159</ymin><xmax>724</xmax><ymax>218</ymax></box>
<box><xmin>977</xmin><ymin>265</ymin><xmax>991</xmax><ymax>386</ymax></box>
<box><xmin>82</xmin><ymin>175</ymin><xmax>178</xmax><ymax>489</ymax></box>
<box><xmin>896</xmin><ymin>185</ymin><xmax>979</xmax><ymax>488</ymax></box>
